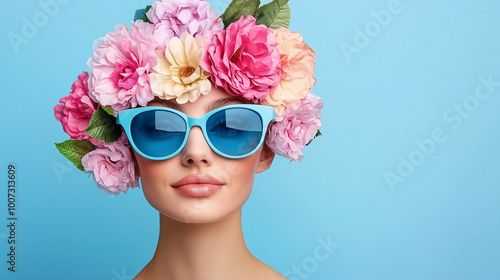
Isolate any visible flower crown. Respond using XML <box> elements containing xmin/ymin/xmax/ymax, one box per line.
<box><xmin>54</xmin><ymin>0</ymin><xmax>323</xmax><ymax>196</ymax></box>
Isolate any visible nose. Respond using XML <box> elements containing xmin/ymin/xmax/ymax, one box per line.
<box><xmin>180</xmin><ymin>126</ymin><xmax>213</xmax><ymax>167</ymax></box>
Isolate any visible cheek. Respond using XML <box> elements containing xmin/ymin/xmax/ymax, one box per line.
<box><xmin>134</xmin><ymin>153</ymin><xmax>173</xmax><ymax>203</ymax></box>
<box><xmin>217</xmin><ymin>154</ymin><xmax>261</xmax><ymax>206</ymax></box>
<box><xmin>135</xmin><ymin>157</ymin><xmax>186</xmax><ymax>219</ymax></box>
<box><xmin>216</xmin><ymin>154</ymin><xmax>260</xmax><ymax>187</ymax></box>
<box><xmin>136</xmin><ymin>157</ymin><xmax>165</xmax><ymax>187</ymax></box>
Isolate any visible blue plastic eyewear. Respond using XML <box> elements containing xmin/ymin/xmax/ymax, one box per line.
<box><xmin>116</xmin><ymin>104</ymin><xmax>276</xmax><ymax>160</ymax></box>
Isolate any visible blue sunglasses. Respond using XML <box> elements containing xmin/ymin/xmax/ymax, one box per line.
<box><xmin>116</xmin><ymin>104</ymin><xmax>276</xmax><ymax>160</ymax></box>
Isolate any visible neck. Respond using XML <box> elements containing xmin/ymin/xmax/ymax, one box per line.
<box><xmin>140</xmin><ymin>209</ymin><xmax>258</xmax><ymax>280</ymax></box>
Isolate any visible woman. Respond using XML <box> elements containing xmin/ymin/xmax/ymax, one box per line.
<box><xmin>129</xmin><ymin>86</ymin><xmax>282</xmax><ymax>279</ymax></box>
<box><xmin>54</xmin><ymin>0</ymin><xmax>322</xmax><ymax>278</ymax></box>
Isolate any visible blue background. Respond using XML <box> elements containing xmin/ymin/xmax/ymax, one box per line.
<box><xmin>1</xmin><ymin>0</ymin><xmax>500</xmax><ymax>279</ymax></box>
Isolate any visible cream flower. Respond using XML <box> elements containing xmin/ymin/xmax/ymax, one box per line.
<box><xmin>150</xmin><ymin>32</ymin><xmax>211</xmax><ymax>104</ymax></box>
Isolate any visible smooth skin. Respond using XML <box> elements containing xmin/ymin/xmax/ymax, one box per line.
<box><xmin>133</xmin><ymin>87</ymin><xmax>287</xmax><ymax>280</ymax></box>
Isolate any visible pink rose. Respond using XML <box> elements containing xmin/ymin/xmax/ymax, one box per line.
<box><xmin>54</xmin><ymin>71</ymin><xmax>98</xmax><ymax>140</ymax></box>
<box><xmin>81</xmin><ymin>135</ymin><xmax>138</xmax><ymax>195</ymax></box>
<box><xmin>146</xmin><ymin>0</ymin><xmax>223</xmax><ymax>51</ymax></box>
<box><xmin>261</xmin><ymin>27</ymin><xmax>317</xmax><ymax>116</ymax></box>
<box><xmin>202</xmin><ymin>16</ymin><xmax>281</xmax><ymax>102</ymax></box>
<box><xmin>266</xmin><ymin>92</ymin><xmax>323</xmax><ymax>162</ymax></box>
<box><xmin>88</xmin><ymin>21</ymin><xmax>158</xmax><ymax>112</ymax></box>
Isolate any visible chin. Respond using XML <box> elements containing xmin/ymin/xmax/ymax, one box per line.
<box><xmin>143</xmin><ymin>190</ymin><xmax>249</xmax><ymax>224</ymax></box>
<box><xmin>158</xmin><ymin>202</ymin><xmax>244</xmax><ymax>224</ymax></box>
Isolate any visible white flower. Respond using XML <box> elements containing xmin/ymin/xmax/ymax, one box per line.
<box><xmin>150</xmin><ymin>32</ymin><xmax>211</xmax><ymax>104</ymax></box>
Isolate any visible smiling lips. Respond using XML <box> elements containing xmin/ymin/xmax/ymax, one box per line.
<box><xmin>171</xmin><ymin>174</ymin><xmax>223</xmax><ymax>197</ymax></box>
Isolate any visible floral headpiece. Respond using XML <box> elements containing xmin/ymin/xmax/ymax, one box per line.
<box><xmin>54</xmin><ymin>0</ymin><xmax>323</xmax><ymax>196</ymax></box>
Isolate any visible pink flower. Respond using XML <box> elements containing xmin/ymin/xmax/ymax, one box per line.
<box><xmin>266</xmin><ymin>92</ymin><xmax>323</xmax><ymax>162</ymax></box>
<box><xmin>202</xmin><ymin>16</ymin><xmax>281</xmax><ymax>102</ymax></box>
<box><xmin>54</xmin><ymin>71</ymin><xmax>98</xmax><ymax>140</ymax></box>
<box><xmin>81</xmin><ymin>134</ymin><xmax>138</xmax><ymax>196</ymax></box>
<box><xmin>261</xmin><ymin>27</ymin><xmax>317</xmax><ymax>116</ymax></box>
<box><xmin>146</xmin><ymin>0</ymin><xmax>223</xmax><ymax>51</ymax></box>
<box><xmin>87</xmin><ymin>21</ymin><xmax>158</xmax><ymax>112</ymax></box>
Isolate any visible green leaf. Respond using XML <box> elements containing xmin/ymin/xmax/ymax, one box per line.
<box><xmin>84</xmin><ymin>107</ymin><xmax>121</xmax><ymax>143</ymax></box>
<box><xmin>315</xmin><ymin>130</ymin><xmax>322</xmax><ymax>138</ymax></box>
<box><xmin>221</xmin><ymin>0</ymin><xmax>260</xmax><ymax>28</ymax></box>
<box><xmin>254</xmin><ymin>0</ymin><xmax>290</xmax><ymax>28</ymax></box>
<box><xmin>140</xmin><ymin>5</ymin><xmax>152</xmax><ymax>22</ymax></box>
<box><xmin>101</xmin><ymin>106</ymin><xmax>114</xmax><ymax>116</ymax></box>
<box><xmin>55</xmin><ymin>140</ymin><xmax>95</xmax><ymax>171</ymax></box>
<box><xmin>306</xmin><ymin>130</ymin><xmax>322</xmax><ymax>146</ymax></box>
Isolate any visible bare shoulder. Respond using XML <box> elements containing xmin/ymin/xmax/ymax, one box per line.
<box><xmin>250</xmin><ymin>258</ymin><xmax>289</xmax><ymax>280</ymax></box>
<box><xmin>132</xmin><ymin>271</ymin><xmax>145</xmax><ymax>280</ymax></box>
<box><xmin>132</xmin><ymin>265</ymin><xmax>151</xmax><ymax>280</ymax></box>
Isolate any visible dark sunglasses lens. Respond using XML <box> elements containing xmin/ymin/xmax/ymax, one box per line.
<box><xmin>131</xmin><ymin>110</ymin><xmax>186</xmax><ymax>158</ymax></box>
<box><xmin>206</xmin><ymin>108</ymin><xmax>263</xmax><ymax>157</ymax></box>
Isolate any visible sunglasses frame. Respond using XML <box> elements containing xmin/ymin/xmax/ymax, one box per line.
<box><xmin>116</xmin><ymin>104</ymin><xmax>276</xmax><ymax>160</ymax></box>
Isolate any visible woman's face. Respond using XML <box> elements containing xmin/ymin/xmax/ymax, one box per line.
<box><xmin>134</xmin><ymin>87</ymin><xmax>275</xmax><ymax>223</ymax></box>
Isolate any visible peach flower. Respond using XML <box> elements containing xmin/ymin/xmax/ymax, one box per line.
<box><xmin>261</xmin><ymin>27</ymin><xmax>316</xmax><ymax>116</ymax></box>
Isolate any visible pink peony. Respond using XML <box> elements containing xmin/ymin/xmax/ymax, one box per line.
<box><xmin>261</xmin><ymin>27</ymin><xmax>317</xmax><ymax>116</ymax></box>
<box><xmin>87</xmin><ymin>21</ymin><xmax>158</xmax><ymax>112</ymax></box>
<box><xmin>81</xmin><ymin>134</ymin><xmax>138</xmax><ymax>196</ymax></box>
<box><xmin>266</xmin><ymin>92</ymin><xmax>323</xmax><ymax>162</ymax></box>
<box><xmin>54</xmin><ymin>71</ymin><xmax>98</xmax><ymax>140</ymax></box>
<box><xmin>146</xmin><ymin>0</ymin><xmax>223</xmax><ymax>51</ymax></box>
<box><xmin>202</xmin><ymin>16</ymin><xmax>281</xmax><ymax>102</ymax></box>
